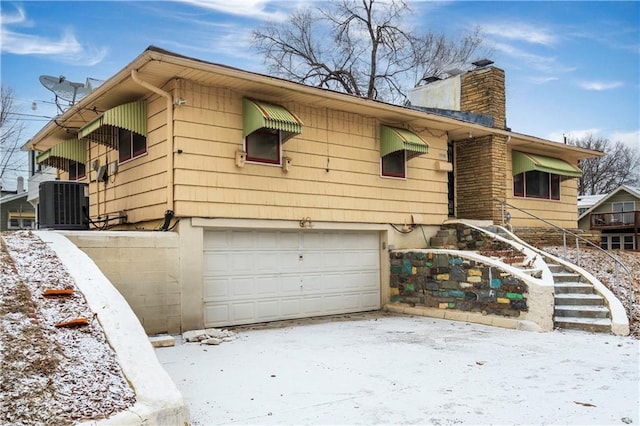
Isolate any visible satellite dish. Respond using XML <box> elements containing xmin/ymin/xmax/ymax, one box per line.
<box><xmin>39</xmin><ymin>75</ymin><xmax>102</xmax><ymax>113</ymax></box>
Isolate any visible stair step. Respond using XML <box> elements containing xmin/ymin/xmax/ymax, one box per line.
<box><xmin>554</xmin><ymin>305</ymin><xmax>610</xmax><ymax>319</ymax></box>
<box><xmin>554</xmin><ymin>293</ymin><xmax>605</xmax><ymax>306</ymax></box>
<box><xmin>553</xmin><ymin>316</ymin><xmax>612</xmax><ymax>333</ymax></box>
<box><xmin>547</xmin><ymin>264</ymin><xmax>565</xmax><ymax>274</ymax></box>
<box><xmin>553</xmin><ymin>272</ymin><xmax>583</xmax><ymax>283</ymax></box>
<box><xmin>554</xmin><ymin>283</ymin><xmax>595</xmax><ymax>294</ymax></box>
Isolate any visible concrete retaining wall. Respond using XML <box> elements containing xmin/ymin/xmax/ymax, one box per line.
<box><xmin>61</xmin><ymin>231</ymin><xmax>181</xmax><ymax>334</ymax></box>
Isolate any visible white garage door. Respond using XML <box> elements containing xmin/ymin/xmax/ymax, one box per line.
<box><xmin>203</xmin><ymin>229</ymin><xmax>380</xmax><ymax>327</ymax></box>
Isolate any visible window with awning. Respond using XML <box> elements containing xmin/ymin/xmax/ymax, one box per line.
<box><xmin>512</xmin><ymin>151</ymin><xmax>582</xmax><ymax>201</ymax></box>
<box><xmin>243</xmin><ymin>98</ymin><xmax>303</xmax><ymax>142</ymax></box>
<box><xmin>36</xmin><ymin>138</ymin><xmax>86</xmax><ymax>171</ymax></box>
<box><xmin>380</xmin><ymin>125</ymin><xmax>429</xmax><ymax>159</ymax></box>
<box><xmin>242</xmin><ymin>98</ymin><xmax>303</xmax><ymax>165</ymax></box>
<box><xmin>512</xmin><ymin>151</ymin><xmax>582</xmax><ymax>178</ymax></box>
<box><xmin>79</xmin><ymin>100</ymin><xmax>147</xmax><ymax>149</ymax></box>
<box><xmin>379</xmin><ymin>125</ymin><xmax>429</xmax><ymax>179</ymax></box>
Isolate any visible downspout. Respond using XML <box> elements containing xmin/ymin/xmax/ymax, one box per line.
<box><xmin>130</xmin><ymin>69</ymin><xmax>175</xmax><ymax>214</ymax></box>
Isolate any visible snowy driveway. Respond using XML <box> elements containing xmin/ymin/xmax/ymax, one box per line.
<box><xmin>155</xmin><ymin>312</ymin><xmax>639</xmax><ymax>425</ymax></box>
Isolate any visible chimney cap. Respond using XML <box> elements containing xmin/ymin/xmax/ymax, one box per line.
<box><xmin>472</xmin><ymin>59</ymin><xmax>494</xmax><ymax>68</ymax></box>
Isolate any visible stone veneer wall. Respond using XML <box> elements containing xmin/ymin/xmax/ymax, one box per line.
<box><xmin>389</xmin><ymin>250</ymin><xmax>528</xmax><ymax>317</ymax></box>
<box><xmin>455</xmin><ymin>66</ymin><xmax>508</xmax><ymax>224</ymax></box>
<box><xmin>455</xmin><ymin>134</ymin><xmax>508</xmax><ymax>223</ymax></box>
<box><xmin>461</xmin><ymin>67</ymin><xmax>506</xmax><ymax>130</ymax></box>
<box><xmin>512</xmin><ymin>227</ymin><xmax>601</xmax><ymax>248</ymax></box>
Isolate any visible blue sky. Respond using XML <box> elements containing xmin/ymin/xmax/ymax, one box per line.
<box><xmin>1</xmin><ymin>1</ymin><xmax>638</xmax><ymax>187</ymax></box>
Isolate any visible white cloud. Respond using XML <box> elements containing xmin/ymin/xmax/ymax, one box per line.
<box><xmin>526</xmin><ymin>76</ymin><xmax>559</xmax><ymax>85</ymax></box>
<box><xmin>579</xmin><ymin>81</ymin><xmax>624</xmax><ymax>91</ymax></box>
<box><xmin>610</xmin><ymin>130</ymin><xmax>640</xmax><ymax>150</ymax></box>
<box><xmin>547</xmin><ymin>128</ymin><xmax>600</xmax><ymax>143</ymax></box>
<box><xmin>0</xmin><ymin>4</ymin><xmax>26</xmax><ymax>25</ymax></box>
<box><xmin>178</xmin><ymin>0</ymin><xmax>290</xmax><ymax>21</ymax></box>
<box><xmin>492</xmin><ymin>42</ymin><xmax>574</xmax><ymax>74</ymax></box>
<box><xmin>483</xmin><ymin>23</ymin><xmax>557</xmax><ymax>46</ymax></box>
<box><xmin>548</xmin><ymin>129</ymin><xmax>639</xmax><ymax>153</ymax></box>
<box><xmin>0</xmin><ymin>6</ymin><xmax>107</xmax><ymax>65</ymax></box>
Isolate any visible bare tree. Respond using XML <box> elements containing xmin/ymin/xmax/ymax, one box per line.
<box><xmin>252</xmin><ymin>0</ymin><xmax>487</xmax><ymax>103</ymax></box>
<box><xmin>569</xmin><ymin>134</ymin><xmax>640</xmax><ymax>195</ymax></box>
<box><xmin>0</xmin><ymin>86</ymin><xmax>25</xmax><ymax>190</ymax></box>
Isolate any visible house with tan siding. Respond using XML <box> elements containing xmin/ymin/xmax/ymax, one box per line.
<box><xmin>26</xmin><ymin>46</ymin><xmax>602</xmax><ymax>332</ymax></box>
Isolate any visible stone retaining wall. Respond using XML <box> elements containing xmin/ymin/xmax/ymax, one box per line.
<box><xmin>390</xmin><ymin>250</ymin><xmax>528</xmax><ymax>318</ymax></box>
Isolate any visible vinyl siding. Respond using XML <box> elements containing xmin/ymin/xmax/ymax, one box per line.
<box><xmin>84</xmin><ymin>80</ymin><xmax>450</xmax><ymax>227</ymax></box>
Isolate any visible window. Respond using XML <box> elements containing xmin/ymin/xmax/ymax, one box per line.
<box><xmin>245</xmin><ymin>128</ymin><xmax>281</xmax><ymax>164</ymax></box>
<box><xmin>513</xmin><ymin>171</ymin><xmax>560</xmax><ymax>200</ymax></box>
<box><xmin>118</xmin><ymin>128</ymin><xmax>147</xmax><ymax>163</ymax></box>
<box><xmin>68</xmin><ymin>160</ymin><xmax>86</xmax><ymax>180</ymax></box>
<box><xmin>612</xmin><ymin>201</ymin><xmax>635</xmax><ymax>224</ymax></box>
<box><xmin>7</xmin><ymin>216</ymin><xmax>35</xmax><ymax>230</ymax></box>
<box><xmin>601</xmin><ymin>234</ymin><xmax>636</xmax><ymax>250</ymax></box>
<box><xmin>381</xmin><ymin>150</ymin><xmax>406</xmax><ymax>178</ymax></box>
<box><xmin>623</xmin><ymin>235</ymin><xmax>635</xmax><ymax>250</ymax></box>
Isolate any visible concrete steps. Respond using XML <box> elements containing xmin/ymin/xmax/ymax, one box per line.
<box><xmin>551</xmin><ymin>265</ymin><xmax>612</xmax><ymax>333</ymax></box>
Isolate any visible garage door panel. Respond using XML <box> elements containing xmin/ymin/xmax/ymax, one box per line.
<box><xmin>232</xmin><ymin>302</ymin><xmax>255</xmax><ymax>322</ymax></box>
<box><xmin>204</xmin><ymin>304</ymin><xmax>229</xmax><ymax>326</ymax></box>
<box><xmin>204</xmin><ymin>277</ymin><xmax>231</xmax><ymax>299</ymax></box>
<box><xmin>279</xmin><ymin>275</ymin><xmax>303</xmax><ymax>295</ymax></box>
<box><xmin>230</xmin><ymin>231</ymin><xmax>255</xmax><ymax>248</ymax></box>
<box><xmin>280</xmin><ymin>252</ymin><xmax>305</xmax><ymax>271</ymax></box>
<box><xmin>280</xmin><ymin>299</ymin><xmax>303</xmax><ymax>316</ymax></box>
<box><xmin>203</xmin><ymin>252</ymin><xmax>230</xmax><ymax>274</ymax></box>
<box><xmin>253</xmin><ymin>276</ymin><xmax>281</xmax><ymax>297</ymax></box>
<box><xmin>255</xmin><ymin>300</ymin><xmax>280</xmax><ymax>320</ymax></box>
<box><xmin>252</xmin><ymin>252</ymin><xmax>281</xmax><ymax>273</ymax></box>
<box><xmin>277</xmin><ymin>232</ymin><xmax>302</xmax><ymax>249</ymax></box>
<box><xmin>303</xmin><ymin>273</ymin><xmax>341</xmax><ymax>292</ymax></box>
<box><xmin>361</xmin><ymin>292</ymin><xmax>381</xmax><ymax>309</ymax></box>
<box><xmin>302</xmin><ymin>296</ymin><xmax>324</xmax><ymax>314</ymax></box>
<box><xmin>203</xmin><ymin>230</ymin><xmax>380</xmax><ymax>327</ymax></box>
<box><xmin>203</xmin><ymin>230</ymin><xmax>229</xmax><ymax>249</ymax></box>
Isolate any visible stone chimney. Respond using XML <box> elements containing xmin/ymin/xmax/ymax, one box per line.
<box><xmin>460</xmin><ymin>66</ymin><xmax>507</xmax><ymax>130</ymax></box>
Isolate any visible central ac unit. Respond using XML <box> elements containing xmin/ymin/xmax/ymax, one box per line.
<box><xmin>38</xmin><ymin>181</ymin><xmax>89</xmax><ymax>230</ymax></box>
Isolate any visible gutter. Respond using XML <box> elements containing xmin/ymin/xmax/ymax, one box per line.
<box><xmin>130</xmin><ymin>69</ymin><xmax>174</xmax><ymax>213</ymax></box>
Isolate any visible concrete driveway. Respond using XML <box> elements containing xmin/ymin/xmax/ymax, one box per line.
<box><xmin>155</xmin><ymin>312</ymin><xmax>639</xmax><ymax>425</ymax></box>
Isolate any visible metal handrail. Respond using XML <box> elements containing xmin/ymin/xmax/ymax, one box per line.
<box><xmin>494</xmin><ymin>198</ymin><xmax>635</xmax><ymax>317</ymax></box>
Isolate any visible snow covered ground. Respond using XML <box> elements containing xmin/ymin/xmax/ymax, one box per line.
<box><xmin>156</xmin><ymin>312</ymin><xmax>639</xmax><ymax>426</ymax></box>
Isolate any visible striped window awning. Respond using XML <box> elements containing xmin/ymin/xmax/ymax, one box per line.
<box><xmin>36</xmin><ymin>138</ymin><xmax>86</xmax><ymax>171</ymax></box>
<box><xmin>380</xmin><ymin>125</ymin><xmax>429</xmax><ymax>159</ymax></box>
<box><xmin>78</xmin><ymin>100</ymin><xmax>147</xmax><ymax>147</ymax></box>
<box><xmin>243</xmin><ymin>98</ymin><xmax>303</xmax><ymax>142</ymax></box>
<box><xmin>512</xmin><ymin>151</ymin><xmax>583</xmax><ymax>178</ymax></box>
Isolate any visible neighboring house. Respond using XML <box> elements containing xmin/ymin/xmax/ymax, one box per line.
<box><xmin>578</xmin><ymin>185</ymin><xmax>640</xmax><ymax>250</ymax></box>
<box><xmin>0</xmin><ymin>177</ymin><xmax>36</xmax><ymax>231</ymax></box>
<box><xmin>22</xmin><ymin>150</ymin><xmax>58</xmax><ymax>228</ymax></box>
<box><xmin>578</xmin><ymin>193</ymin><xmax>607</xmax><ymax>217</ymax></box>
<box><xmin>25</xmin><ymin>46</ymin><xmax>601</xmax><ymax>330</ymax></box>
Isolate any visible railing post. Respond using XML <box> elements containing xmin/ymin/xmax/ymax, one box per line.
<box><xmin>500</xmin><ymin>201</ymin><xmax>505</xmax><ymax>226</ymax></box>
<box><xmin>576</xmin><ymin>236</ymin><xmax>580</xmax><ymax>268</ymax></box>
<box><xmin>562</xmin><ymin>231</ymin><xmax>567</xmax><ymax>260</ymax></box>
<box><xmin>614</xmin><ymin>262</ymin><xmax>620</xmax><ymax>294</ymax></box>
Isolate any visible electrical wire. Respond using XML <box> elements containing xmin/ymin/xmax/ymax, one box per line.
<box><xmin>389</xmin><ymin>223</ymin><xmax>415</xmax><ymax>234</ymax></box>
